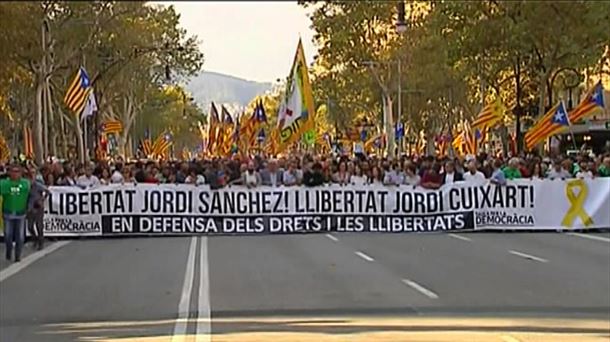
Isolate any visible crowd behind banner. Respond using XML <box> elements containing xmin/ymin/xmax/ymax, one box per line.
<box><xmin>1</xmin><ymin>148</ymin><xmax>610</xmax><ymax>243</ymax></box>
<box><xmin>38</xmin><ymin>178</ymin><xmax>610</xmax><ymax>237</ymax></box>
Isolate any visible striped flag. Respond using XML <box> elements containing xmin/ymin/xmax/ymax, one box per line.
<box><xmin>568</xmin><ymin>81</ymin><xmax>605</xmax><ymax>123</ymax></box>
<box><xmin>207</xmin><ymin>103</ymin><xmax>220</xmax><ymax>154</ymax></box>
<box><xmin>524</xmin><ymin>83</ymin><xmax>604</xmax><ymax>151</ymax></box>
<box><xmin>139</xmin><ymin>128</ymin><xmax>153</xmax><ymax>157</ymax></box>
<box><xmin>64</xmin><ymin>67</ymin><xmax>92</xmax><ymax>116</ymax></box>
<box><xmin>151</xmin><ymin>131</ymin><xmax>172</xmax><ymax>158</ymax></box>
<box><xmin>524</xmin><ymin>101</ymin><xmax>568</xmax><ymax>150</ymax></box>
<box><xmin>452</xmin><ymin>131</ymin><xmax>465</xmax><ymax>155</ymax></box>
<box><xmin>463</xmin><ymin>123</ymin><xmax>476</xmax><ymax>155</ymax></box>
<box><xmin>472</xmin><ymin>99</ymin><xmax>505</xmax><ymax>130</ymax></box>
<box><xmin>23</xmin><ymin>126</ymin><xmax>34</xmax><ymax>159</ymax></box>
<box><xmin>248</xmin><ymin>100</ymin><xmax>268</xmax><ymax>149</ymax></box>
<box><xmin>217</xmin><ymin>106</ymin><xmax>233</xmax><ymax>156</ymax></box>
<box><xmin>102</xmin><ymin>120</ymin><xmax>123</xmax><ymax>134</ymax></box>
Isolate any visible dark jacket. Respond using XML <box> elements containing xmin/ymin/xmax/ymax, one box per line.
<box><xmin>303</xmin><ymin>170</ymin><xmax>326</xmax><ymax>187</ymax></box>
<box><xmin>204</xmin><ymin>169</ymin><xmax>223</xmax><ymax>190</ymax></box>
<box><xmin>441</xmin><ymin>171</ymin><xmax>464</xmax><ymax>185</ymax></box>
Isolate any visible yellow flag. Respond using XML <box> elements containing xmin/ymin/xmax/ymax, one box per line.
<box><xmin>276</xmin><ymin>39</ymin><xmax>315</xmax><ymax>154</ymax></box>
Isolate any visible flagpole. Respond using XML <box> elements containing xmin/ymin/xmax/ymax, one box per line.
<box><xmin>83</xmin><ymin>116</ymin><xmax>89</xmax><ymax>163</ymax></box>
<box><xmin>567</xmin><ymin>121</ymin><xmax>578</xmax><ymax>151</ymax></box>
<box><xmin>562</xmin><ymin>100</ymin><xmax>578</xmax><ymax>151</ymax></box>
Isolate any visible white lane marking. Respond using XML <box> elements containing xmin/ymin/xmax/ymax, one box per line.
<box><xmin>196</xmin><ymin>237</ymin><xmax>211</xmax><ymax>342</ymax></box>
<box><xmin>355</xmin><ymin>251</ymin><xmax>374</xmax><ymax>262</ymax></box>
<box><xmin>566</xmin><ymin>232</ymin><xmax>610</xmax><ymax>243</ymax></box>
<box><xmin>325</xmin><ymin>234</ymin><xmax>339</xmax><ymax>242</ymax></box>
<box><xmin>509</xmin><ymin>250</ymin><xmax>549</xmax><ymax>263</ymax></box>
<box><xmin>172</xmin><ymin>237</ymin><xmax>198</xmax><ymax>342</ymax></box>
<box><xmin>0</xmin><ymin>241</ymin><xmax>71</xmax><ymax>283</ymax></box>
<box><xmin>401</xmin><ymin>279</ymin><xmax>439</xmax><ymax>299</ymax></box>
<box><xmin>448</xmin><ymin>233</ymin><xmax>472</xmax><ymax>242</ymax></box>
<box><xmin>501</xmin><ymin>335</ymin><xmax>522</xmax><ymax>342</ymax></box>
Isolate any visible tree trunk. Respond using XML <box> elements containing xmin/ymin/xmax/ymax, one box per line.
<box><xmin>46</xmin><ymin>81</ymin><xmax>57</xmax><ymax>157</ymax></box>
<box><xmin>59</xmin><ymin>110</ymin><xmax>68</xmax><ymax>157</ymax></box>
<box><xmin>42</xmin><ymin>84</ymin><xmax>48</xmax><ymax>158</ymax></box>
<box><xmin>10</xmin><ymin>121</ymin><xmax>18</xmax><ymax>157</ymax></box>
<box><xmin>499</xmin><ymin>125</ymin><xmax>509</xmax><ymax>157</ymax></box>
<box><xmin>34</xmin><ymin>80</ymin><xmax>45</xmax><ymax>165</ymax></box>
<box><xmin>425</xmin><ymin>131</ymin><xmax>435</xmax><ymax>156</ymax></box>
<box><xmin>74</xmin><ymin>115</ymin><xmax>85</xmax><ymax>164</ymax></box>
<box><xmin>538</xmin><ymin>70</ymin><xmax>547</xmax><ymax>118</ymax></box>
<box><xmin>383</xmin><ymin>95</ymin><xmax>395</xmax><ymax>157</ymax></box>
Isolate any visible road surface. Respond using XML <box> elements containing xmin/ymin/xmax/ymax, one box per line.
<box><xmin>1</xmin><ymin>231</ymin><xmax>609</xmax><ymax>341</ymax></box>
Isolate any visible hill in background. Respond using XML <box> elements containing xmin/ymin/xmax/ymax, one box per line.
<box><xmin>186</xmin><ymin>71</ymin><xmax>272</xmax><ymax>114</ymax></box>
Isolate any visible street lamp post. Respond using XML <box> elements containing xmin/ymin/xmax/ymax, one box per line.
<box><xmin>396</xmin><ymin>1</ymin><xmax>407</xmax><ymax>156</ymax></box>
<box><xmin>546</xmin><ymin>67</ymin><xmax>581</xmax><ymax>151</ymax></box>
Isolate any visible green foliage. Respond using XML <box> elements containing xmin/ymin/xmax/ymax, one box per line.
<box><xmin>304</xmin><ymin>1</ymin><xmax>400</xmax><ymax>130</ymax></box>
<box><xmin>303</xmin><ymin>0</ymin><xmax>610</xmax><ymax>143</ymax></box>
<box><xmin>135</xmin><ymin>85</ymin><xmax>204</xmax><ymax>151</ymax></box>
<box><xmin>0</xmin><ymin>1</ymin><xmax>204</xmax><ymax>158</ymax></box>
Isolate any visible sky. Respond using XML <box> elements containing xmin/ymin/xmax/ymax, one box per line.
<box><xmin>161</xmin><ymin>1</ymin><xmax>318</xmax><ymax>83</ymax></box>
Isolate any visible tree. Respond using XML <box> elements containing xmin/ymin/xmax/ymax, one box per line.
<box><xmin>0</xmin><ymin>2</ymin><xmax>204</xmax><ymax>162</ymax></box>
<box><xmin>304</xmin><ymin>0</ymin><xmax>610</xmax><ymax>155</ymax></box>
<box><xmin>301</xmin><ymin>1</ymin><xmax>399</xmax><ymax>131</ymax></box>
<box><xmin>430</xmin><ymin>0</ymin><xmax>610</xmax><ymax>150</ymax></box>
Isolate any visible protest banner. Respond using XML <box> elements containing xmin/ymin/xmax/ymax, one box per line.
<box><xmin>25</xmin><ymin>179</ymin><xmax>610</xmax><ymax>237</ymax></box>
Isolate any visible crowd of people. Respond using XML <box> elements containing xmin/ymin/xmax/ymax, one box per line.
<box><xmin>2</xmin><ymin>148</ymin><xmax>610</xmax><ymax>263</ymax></box>
<box><xmin>4</xmin><ymin>149</ymin><xmax>609</xmax><ymax>189</ymax></box>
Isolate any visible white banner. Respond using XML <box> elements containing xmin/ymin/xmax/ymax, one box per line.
<box><xmin>3</xmin><ymin>179</ymin><xmax>609</xmax><ymax>237</ymax></box>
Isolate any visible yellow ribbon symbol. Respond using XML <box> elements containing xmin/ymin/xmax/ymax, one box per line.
<box><xmin>561</xmin><ymin>179</ymin><xmax>594</xmax><ymax>228</ymax></box>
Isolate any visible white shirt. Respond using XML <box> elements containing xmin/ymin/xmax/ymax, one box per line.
<box><xmin>576</xmin><ymin>170</ymin><xmax>593</xmax><ymax>179</ymax></box>
<box><xmin>244</xmin><ymin>171</ymin><xmax>258</xmax><ymax>186</ymax></box>
<box><xmin>402</xmin><ymin>173</ymin><xmax>420</xmax><ymax>186</ymax></box>
<box><xmin>383</xmin><ymin>170</ymin><xmax>401</xmax><ymax>185</ymax></box>
<box><xmin>463</xmin><ymin>170</ymin><xmax>486</xmax><ymax>184</ymax></box>
<box><xmin>547</xmin><ymin>168</ymin><xmax>572</xmax><ymax>180</ymax></box>
<box><xmin>186</xmin><ymin>174</ymin><xmax>206</xmax><ymax>185</ymax></box>
<box><xmin>111</xmin><ymin>170</ymin><xmax>124</xmax><ymax>183</ymax></box>
<box><xmin>283</xmin><ymin>170</ymin><xmax>298</xmax><ymax>186</ymax></box>
<box><xmin>444</xmin><ymin>172</ymin><xmax>454</xmax><ymax>184</ymax></box>
<box><xmin>77</xmin><ymin>175</ymin><xmax>101</xmax><ymax>188</ymax></box>
<box><xmin>351</xmin><ymin>175</ymin><xmax>367</xmax><ymax>186</ymax></box>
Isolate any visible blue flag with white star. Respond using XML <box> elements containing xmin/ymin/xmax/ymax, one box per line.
<box><xmin>550</xmin><ymin>101</ymin><xmax>570</xmax><ymax>126</ymax></box>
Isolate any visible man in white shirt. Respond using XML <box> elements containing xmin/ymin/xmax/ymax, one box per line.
<box><xmin>282</xmin><ymin>162</ymin><xmax>300</xmax><ymax>186</ymax></box>
<box><xmin>463</xmin><ymin>159</ymin><xmax>486</xmax><ymax>184</ymax></box>
<box><xmin>111</xmin><ymin>164</ymin><xmax>124</xmax><ymax>183</ymax></box>
<box><xmin>441</xmin><ymin>160</ymin><xmax>464</xmax><ymax>185</ymax></box>
<box><xmin>575</xmin><ymin>161</ymin><xmax>593</xmax><ymax>179</ymax></box>
<box><xmin>383</xmin><ymin>162</ymin><xmax>401</xmax><ymax>185</ymax></box>
<box><xmin>76</xmin><ymin>166</ymin><xmax>101</xmax><ymax>188</ymax></box>
<box><xmin>547</xmin><ymin>160</ymin><xmax>572</xmax><ymax>180</ymax></box>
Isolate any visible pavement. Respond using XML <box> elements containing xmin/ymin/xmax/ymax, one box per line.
<box><xmin>0</xmin><ymin>231</ymin><xmax>609</xmax><ymax>341</ymax></box>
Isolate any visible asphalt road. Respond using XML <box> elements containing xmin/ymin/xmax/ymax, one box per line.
<box><xmin>1</xmin><ymin>231</ymin><xmax>609</xmax><ymax>341</ymax></box>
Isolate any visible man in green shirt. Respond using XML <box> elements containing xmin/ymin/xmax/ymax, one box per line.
<box><xmin>598</xmin><ymin>157</ymin><xmax>610</xmax><ymax>177</ymax></box>
<box><xmin>502</xmin><ymin>157</ymin><xmax>522</xmax><ymax>180</ymax></box>
<box><xmin>0</xmin><ymin>163</ymin><xmax>31</xmax><ymax>262</ymax></box>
